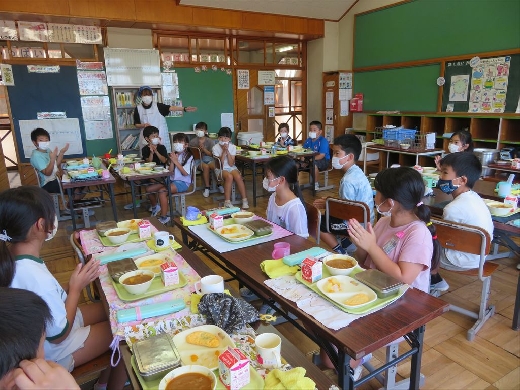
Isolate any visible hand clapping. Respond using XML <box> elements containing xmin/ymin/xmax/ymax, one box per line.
<box><xmin>347</xmin><ymin>218</ymin><xmax>376</xmax><ymax>252</ymax></box>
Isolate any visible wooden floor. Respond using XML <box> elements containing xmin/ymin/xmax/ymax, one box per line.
<box><xmin>28</xmin><ymin>168</ymin><xmax>519</xmax><ymax>389</ymax></box>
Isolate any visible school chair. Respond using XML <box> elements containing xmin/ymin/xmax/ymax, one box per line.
<box><xmin>71</xmin><ymin>350</ymin><xmax>112</xmax><ymax>388</ymax></box>
<box><xmin>431</xmin><ymin>217</ymin><xmax>496</xmax><ymax>341</ymax></box>
<box><xmin>189</xmin><ymin>146</ymin><xmax>218</xmax><ymax>194</ymax></box>
<box><xmin>169</xmin><ymin>162</ymin><xmax>198</xmax><ymax>217</ymax></box>
<box><xmin>32</xmin><ymin>167</ymin><xmax>72</xmax><ymax>222</ymax></box>
<box><xmin>212</xmin><ymin>156</ymin><xmax>241</xmax><ymax>206</ymax></box>
<box><xmin>315</xmin><ymin>147</ymin><xmax>335</xmax><ymax>192</ymax></box>
<box><xmin>305</xmin><ymin>201</ymin><xmax>321</xmax><ymax>245</ymax></box>
<box><xmin>69</xmin><ymin>232</ymin><xmax>99</xmax><ymax>303</ymax></box>
<box><xmin>325</xmin><ymin>197</ymin><xmax>370</xmax><ymax>234</ymax></box>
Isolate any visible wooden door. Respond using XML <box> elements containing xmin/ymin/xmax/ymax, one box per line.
<box><xmin>235</xmin><ymin>69</ymin><xmax>276</xmax><ymax>142</ymax></box>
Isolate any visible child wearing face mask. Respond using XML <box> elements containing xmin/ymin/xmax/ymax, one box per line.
<box><xmin>147</xmin><ymin>133</ymin><xmax>193</xmax><ymax>224</ymax></box>
<box><xmin>434</xmin><ymin>130</ymin><xmax>473</xmax><ymax>170</ymax></box>
<box><xmin>188</xmin><ymin>122</ymin><xmax>224</xmax><ymax>197</ymax></box>
<box><xmin>430</xmin><ymin>152</ymin><xmax>493</xmax><ymax>293</ymax></box>
<box><xmin>313</xmin><ymin>134</ymin><xmax>375</xmax><ymax>254</ymax></box>
<box><xmin>275</xmin><ymin>123</ymin><xmax>295</xmax><ymax>148</ymax></box>
<box><xmin>142</xmin><ymin>125</ymin><xmax>168</xmax><ymax>166</ymax></box>
<box><xmin>302</xmin><ymin>120</ymin><xmax>330</xmax><ymax>190</ymax></box>
<box><xmin>212</xmin><ymin>127</ymin><xmax>249</xmax><ymax>209</ymax></box>
<box><xmin>0</xmin><ymin>186</ymin><xmax>127</xmax><ymax>389</ymax></box>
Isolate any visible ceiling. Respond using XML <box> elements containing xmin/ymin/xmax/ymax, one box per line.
<box><xmin>179</xmin><ymin>0</ymin><xmax>358</xmax><ymax>21</ymax></box>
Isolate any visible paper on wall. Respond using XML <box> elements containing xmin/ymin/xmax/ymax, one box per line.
<box><xmin>221</xmin><ymin>113</ymin><xmax>234</xmax><ymax>131</ymax></box>
<box><xmin>264</xmin><ymin>86</ymin><xmax>275</xmax><ymax>105</ymax></box>
<box><xmin>237</xmin><ymin>70</ymin><xmax>249</xmax><ymax>89</ymax></box>
<box><xmin>448</xmin><ymin>75</ymin><xmax>469</xmax><ymax>102</ymax></box>
<box><xmin>326</xmin><ymin>91</ymin><xmax>334</xmax><ymax>109</ymax></box>
<box><xmin>17</xmin><ymin>21</ymin><xmax>48</xmax><ymax>41</ymax></box>
<box><xmin>0</xmin><ymin>20</ymin><xmax>17</xmax><ymax>40</ymax></box>
<box><xmin>325</xmin><ymin>109</ymin><xmax>334</xmax><ymax>125</ymax></box>
<box><xmin>84</xmin><ymin>120</ymin><xmax>113</xmax><ymax>140</ymax></box>
<box><xmin>340</xmin><ymin>100</ymin><xmax>349</xmax><ymax>117</ymax></box>
<box><xmin>47</xmin><ymin>23</ymin><xmax>75</xmax><ymax>43</ymax></box>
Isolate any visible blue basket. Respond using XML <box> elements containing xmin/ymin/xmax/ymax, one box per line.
<box><xmin>382</xmin><ymin>128</ymin><xmax>416</xmax><ymax>141</ymax></box>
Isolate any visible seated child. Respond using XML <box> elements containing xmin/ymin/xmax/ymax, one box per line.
<box><xmin>302</xmin><ymin>120</ymin><xmax>330</xmax><ymax>190</ymax></box>
<box><xmin>434</xmin><ymin>130</ymin><xmax>473</xmax><ymax>170</ymax></box>
<box><xmin>313</xmin><ymin>134</ymin><xmax>375</xmax><ymax>254</ymax></box>
<box><xmin>188</xmin><ymin>121</ymin><xmax>224</xmax><ymax>197</ymax></box>
<box><xmin>0</xmin><ymin>287</ymin><xmax>79</xmax><ymax>390</ymax></box>
<box><xmin>430</xmin><ymin>152</ymin><xmax>494</xmax><ymax>293</ymax></box>
<box><xmin>0</xmin><ymin>186</ymin><xmax>127</xmax><ymax>388</ymax></box>
<box><xmin>147</xmin><ymin>133</ymin><xmax>193</xmax><ymax>225</ymax></box>
<box><xmin>275</xmin><ymin>123</ymin><xmax>296</xmax><ymax>148</ymax></box>
<box><xmin>212</xmin><ymin>127</ymin><xmax>249</xmax><ymax>209</ymax></box>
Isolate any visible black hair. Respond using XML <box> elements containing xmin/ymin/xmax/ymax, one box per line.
<box><xmin>218</xmin><ymin>127</ymin><xmax>232</xmax><ymax>138</ymax></box>
<box><xmin>333</xmin><ymin>134</ymin><xmax>362</xmax><ymax>161</ymax></box>
<box><xmin>171</xmin><ymin>133</ymin><xmax>192</xmax><ymax>166</ymax></box>
<box><xmin>309</xmin><ymin>121</ymin><xmax>322</xmax><ymax>130</ymax></box>
<box><xmin>374</xmin><ymin>167</ymin><xmax>440</xmax><ymax>270</ymax></box>
<box><xmin>0</xmin><ymin>287</ymin><xmax>52</xmax><ymax>379</ymax></box>
<box><xmin>278</xmin><ymin>123</ymin><xmax>289</xmax><ymax>132</ymax></box>
<box><xmin>30</xmin><ymin>128</ymin><xmax>50</xmax><ymax>142</ymax></box>
<box><xmin>143</xmin><ymin>125</ymin><xmax>159</xmax><ymax>139</ymax></box>
<box><xmin>195</xmin><ymin>122</ymin><xmax>208</xmax><ymax>131</ymax></box>
<box><xmin>450</xmin><ymin>130</ymin><xmax>473</xmax><ymax>152</ymax></box>
<box><xmin>0</xmin><ymin>186</ymin><xmax>55</xmax><ymax>287</ymax></box>
<box><xmin>440</xmin><ymin>152</ymin><xmax>481</xmax><ymax>188</ymax></box>
<box><xmin>265</xmin><ymin>156</ymin><xmax>306</xmax><ymax>211</ymax></box>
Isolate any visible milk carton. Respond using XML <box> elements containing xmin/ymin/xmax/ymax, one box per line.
<box><xmin>504</xmin><ymin>194</ymin><xmax>518</xmax><ymax>210</ymax></box>
<box><xmin>209</xmin><ymin>213</ymin><xmax>224</xmax><ymax>230</ymax></box>
<box><xmin>218</xmin><ymin>347</ymin><xmax>250</xmax><ymax>390</ymax></box>
<box><xmin>301</xmin><ymin>257</ymin><xmax>322</xmax><ymax>283</ymax></box>
<box><xmin>160</xmin><ymin>262</ymin><xmax>179</xmax><ymax>286</ymax></box>
<box><xmin>138</xmin><ymin>219</ymin><xmax>152</xmax><ymax>239</ymax></box>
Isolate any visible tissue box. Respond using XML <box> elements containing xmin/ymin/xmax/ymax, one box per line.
<box><xmin>301</xmin><ymin>257</ymin><xmax>322</xmax><ymax>283</ymax></box>
<box><xmin>219</xmin><ymin>347</ymin><xmax>250</xmax><ymax>390</ymax></box>
<box><xmin>160</xmin><ymin>262</ymin><xmax>179</xmax><ymax>286</ymax></box>
<box><xmin>138</xmin><ymin>219</ymin><xmax>152</xmax><ymax>239</ymax></box>
<box><xmin>209</xmin><ymin>213</ymin><xmax>224</xmax><ymax>229</ymax></box>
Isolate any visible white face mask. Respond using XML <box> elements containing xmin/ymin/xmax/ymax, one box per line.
<box><xmin>448</xmin><ymin>143</ymin><xmax>461</xmax><ymax>153</ymax></box>
<box><xmin>38</xmin><ymin>141</ymin><xmax>50</xmax><ymax>150</ymax></box>
<box><xmin>280</xmin><ymin>132</ymin><xmax>288</xmax><ymax>139</ymax></box>
<box><xmin>376</xmin><ymin>199</ymin><xmax>394</xmax><ymax>217</ymax></box>
<box><xmin>141</xmin><ymin>96</ymin><xmax>153</xmax><ymax>105</ymax></box>
<box><xmin>196</xmin><ymin>130</ymin><xmax>205</xmax><ymax>138</ymax></box>
<box><xmin>309</xmin><ymin>131</ymin><xmax>317</xmax><ymax>139</ymax></box>
<box><xmin>262</xmin><ymin>177</ymin><xmax>279</xmax><ymax>192</ymax></box>
<box><xmin>151</xmin><ymin>138</ymin><xmax>160</xmax><ymax>145</ymax></box>
<box><xmin>219</xmin><ymin>141</ymin><xmax>229</xmax><ymax>146</ymax></box>
<box><xmin>331</xmin><ymin>155</ymin><xmax>348</xmax><ymax>170</ymax></box>
<box><xmin>45</xmin><ymin>215</ymin><xmax>58</xmax><ymax>241</ymax></box>
<box><xmin>173</xmin><ymin>142</ymin><xmax>184</xmax><ymax>153</ymax></box>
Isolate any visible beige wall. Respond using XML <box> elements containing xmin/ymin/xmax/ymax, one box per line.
<box><xmin>306</xmin><ymin>37</ymin><xmax>324</xmax><ymax>125</ymax></box>
<box><xmin>107</xmin><ymin>27</ymin><xmax>153</xmax><ymax>49</ymax></box>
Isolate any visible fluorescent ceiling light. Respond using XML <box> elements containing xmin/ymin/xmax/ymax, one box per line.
<box><xmin>276</xmin><ymin>45</ymin><xmax>294</xmax><ymax>52</ymax></box>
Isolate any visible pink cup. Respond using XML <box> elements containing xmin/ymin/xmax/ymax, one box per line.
<box><xmin>102</xmin><ymin>170</ymin><xmax>110</xmax><ymax>179</ymax></box>
<box><xmin>272</xmin><ymin>242</ymin><xmax>290</xmax><ymax>259</ymax></box>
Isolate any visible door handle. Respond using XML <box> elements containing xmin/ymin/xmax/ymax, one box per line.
<box><xmin>236</xmin><ymin>121</ymin><xmax>242</xmax><ymax>131</ymax></box>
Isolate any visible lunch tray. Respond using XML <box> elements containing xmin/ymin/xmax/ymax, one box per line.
<box><xmin>295</xmin><ymin>265</ymin><xmax>407</xmax><ymax>315</ymax></box>
<box><xmin>111</xmin><ymin>271</ymin><xmax>187</xmax><ymax>302</ymax></box>
<box><xmin>99</xmin><ymin>232</ymin><xmax>148</xmax><ymax>247</ymax></box>
<box><xmin>207</xmin><ymin>224</ymin><xmax>272</xmax><ymax>243</ymax></box>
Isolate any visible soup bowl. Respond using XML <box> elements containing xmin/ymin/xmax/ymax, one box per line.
<box><xmin>159</xmin><ymin>365</ymin><xmax>216</xmax><ymax>390</ymax></box>
<box><xmin>118</xmin><ymin>270</ymin><xmax>155</xmax><ymax>295</ymax></box>
<box><xmin>104</xmin><ymin>228</ymin><xmax>131</xmax><ymax>245</ymax></box>
<box><xmin>323</xmin><ymin>254</ymin><xmax>358</xmax><ymax>276</ymax></box>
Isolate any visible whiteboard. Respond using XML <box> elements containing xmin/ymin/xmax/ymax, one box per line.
<box><xmin>19</xmin><ymin>118</ymin><xmax>84</xmax><ymax>158</ymax></box>
<box><xmin>104</xmin><ymin>48</ymin><xmax>161</xmax><ymax>86</ymax></box>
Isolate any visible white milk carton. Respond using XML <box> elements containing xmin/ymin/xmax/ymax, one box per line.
<box><xmin>209</xmin><ymin>213</ymin><xmax>224</xmax><ymax>230</ymax></box>
<box><xmin>160</xmin><ymin>262</ymin><xmax>179</xmax><ymax>286</ymax></box>
<box><xmin>138</xmin><ymin>219</ymin><xmax>152</xmax><ymax>239</ymax></box>
<box><xmin>301</xmin><ymin>257</ymin><xmax>322</xmax><ymax>283</ymax></box>
<box><xmin>219</xmin><ymin>347</ymin><xmax>250</xmax><ymax>390</ymax></box>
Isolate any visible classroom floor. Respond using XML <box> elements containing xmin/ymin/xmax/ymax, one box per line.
<box><xmin>11</xmin><ymin>168</ymin><xmax>519</xmax><ymax>389</ymax></box>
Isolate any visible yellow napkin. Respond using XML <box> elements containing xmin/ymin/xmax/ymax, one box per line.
<box><xmin>190</xmin><ymin>290</ymin><xmax>232</xmax><ymax>313</ymax></box>
<box><xmin>264</xmin><ymin>367</ymin><xmax>316</xmax><ymax>390</ymax></box>
<box><xmin>180</xmin><ymin>215</ymin><xmax>208</xmax><ymax>226</ymax></box>
<box><xmin>260</xmin><ymin>260</ymin><xmax>299</xmax><ymax>278</ymax></box>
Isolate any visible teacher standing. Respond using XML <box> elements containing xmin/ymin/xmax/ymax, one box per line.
<box><xmin>134</xmin><ymin>86</ymin><xmax>197</xmax><ymax>154</ymax></box>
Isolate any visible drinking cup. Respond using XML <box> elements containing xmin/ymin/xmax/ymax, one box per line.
<box><xmin>194</xmin><ymin>275</ymin><xmax>225</xmax><ymax>295</ymax></box>
<box><xmin>154</xmin><ymin>231</ymin><xmax>174</xmax><ymax>249</ymax></box>
<box><xmin>255</xmin><ymin>333</ymin><xmax>282</xmax><ymax>369</ymax></box>
<box><xmin>185</xmin><ymin>206</ymin><xmax>201</xmax><ymax>221</ymax></box>
<box><xmin>102</xmin><ymin>170</ymin><xmax>110</xmax><ymax>179</ymax></box>
<box><xmin>272</xmin><ymin>242</ymin><xmax>290</xmax><ymax>259</ymax></box>
<box><xmin>497</xmin><ymin>182</ymin><xmax>512</xmax><ymax>197</ymax></box>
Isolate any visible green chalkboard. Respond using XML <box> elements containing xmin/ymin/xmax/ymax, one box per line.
<box><xmin>353</xmin><ymin>64</ymin><xmax>440</xmax><ymax>112</ymax></box>
<box><xmin>354</xmin><ymin>0</ymin><xmax>520</xmax><ymax>68</ymax></box>
<box><xmin>165</xmin><ymin>68</ymin><xmax>233</xmax><ymax>134</ymax></box>
<box><xmin>442</xmin><ymin>54</ymin><xmax>520</xmax><ymax>113</ymax></box>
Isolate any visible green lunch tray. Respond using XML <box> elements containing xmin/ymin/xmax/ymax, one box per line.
<box><xmin>99</xmin><ymin>232</ymin><xmax>148</xmax><ymax>247</ymax></box>
<box><xmin>112</xmin><ymin>272</ymin><xmax>187</xmax><ymax>302</ymax></box>
<box><xmin>206</xmin><ymin>224</ymin><xmax>273</xmax><ymax>244</ymax></box>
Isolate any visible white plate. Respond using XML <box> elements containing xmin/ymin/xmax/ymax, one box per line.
<box><xmin>172</xmin><ymin>325</ymin><xmax>235</xmax><ymax>370</ymax></box>
<box><xmin>117</xmin><ymin>219</ymin><xmax>142</xmax><ymax>234</ymax></box>
<box><xmin>134</xmin><ymin>252</ymin><xmax>173</xmax><ymax>276</ymax></box>
<box><xmin>214</xmin><ymin>224</ymin><xmax>254</xmax><ymax>242</ymax></box>
<box><xmin>316</xmin><ymin>275</ymin><xmax>377</xmax><ymax>309</ymax></box>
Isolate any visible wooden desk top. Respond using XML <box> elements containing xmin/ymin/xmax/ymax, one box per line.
<box><xmin>173</xmin><ymin>218</ymin><xmax>449</xmax><ymax>360</ymax></box>
<box><xmin>365</xmin><ymin>144</ymin><xmax>443</xmax><ymax>156</ymax></box>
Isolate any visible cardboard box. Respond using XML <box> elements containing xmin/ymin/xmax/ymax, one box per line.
<box><xmin>138</xmin><ymin>219</ymin><xmax>152</xmax><ymax>239</ymax></box>
<box><xmin>160</xmin><ymin>262</ymin><xmax>179</xmax><ymax>286</ymax></box>
<box><xmin>218</xmin><ymin>347</ymin><xmax>250</xmax><ymax>390</ymax></box>
<box><xmin>209</xmin><ymin>213</ymin><xmax>224</xmax><ymax>230</ymax></box>
<box><xmin>301</xmin><ymin>257</ymin><xmax>322</xmax><ymax>283</ymax></box>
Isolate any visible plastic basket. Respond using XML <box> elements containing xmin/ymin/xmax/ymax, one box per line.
<box><xmin>382</xmin><ymin>127</ymin><xmax>416</xmax><ymax>142</ymax></box>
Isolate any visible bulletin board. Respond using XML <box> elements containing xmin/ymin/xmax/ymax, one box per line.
<box><xmin>165</xmin><ymin>68</ymin><xmax>233</xmax><ymax>134</ymax></box>
<box><xmin>441</xmin><ymin>54</ymin><xmax>520</xmax><ymax>113</ymax></box>
<box><xmin>7</xmin><ymin>64</ymin><xmax>87</xmax><ymax>163</ymax></box>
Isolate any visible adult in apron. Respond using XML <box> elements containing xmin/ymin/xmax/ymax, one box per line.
<box><xmin>134</xmin><ymin>86</ymin><xmax>197</xmax><ymax>155</ymax></box>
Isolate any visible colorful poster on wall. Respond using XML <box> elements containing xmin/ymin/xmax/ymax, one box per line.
<box><xmin>468</xmin><ymin>56</ymin><xmax>510</xmax><ymax>113</ymax></box>
<box><xmin>264</xmin><ymin>86</ymin><xmax>275</xmax><ymax>105</ymax></box>
<box><xmin>448</xmin><ymin>75</ymin><xmax>469</xmax><ymax>101</ymax></box>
